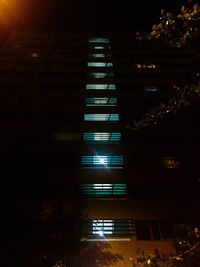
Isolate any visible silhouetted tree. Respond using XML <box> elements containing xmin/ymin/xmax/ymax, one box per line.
<box><xmin>130</xmin><ymin>223</ymin><xmax>200</xmax><ymax>267</ymax></box>
<box><xmin>6</xmin><ymin>199</ymin><xmax>123</xmax><ymax>267</ymax></box>
<box><xmin>136</xmin><ymin>1</ymin><xmax>200</xmax><ymax>49</ymax></box>
<box><xmin>127</xmin><ymin>1</ymin><xmax>200</xmax><ymax>132</ymax></box>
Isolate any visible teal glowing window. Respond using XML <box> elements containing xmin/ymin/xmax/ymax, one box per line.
<box><xmin>89</xmin><ymin>53</ymin><xmax>112</xmax><ymax>58</ymax></box>
<box><xmin>144</xmin><ymin>86</ymin><xmax>158</xmax><ymax>92</ymax></box>
<box><xmin>89</xmin><ymin>44</ymin><xmax>111</xmax><ymax>50</ymax></box>
<box><xmin>87</xmin><ymin>72</ymin><xmax>114</xmax><ymax>78</ymax></box>
<box><xmin>89</xmin><ymin>37</ymin><xmax>110</xmax><ymax>43</ymax></box>
<box><xmin>93</xmin><ymin>220</ymin><xmax>114</xmax><ymax>235</ymax></box>
<box><xmin>87</xmin><ymin>62</ymin><xmax>113</xmax><ymax>67</ymax></box>
<box><xmin>81</xmin><ymin>155</ymin><xmax>124</xmax><ymax>168</ymax></box>
<box><xmin>81</xmin><ymin>184</ymin><xmax>127</xmax><ymax>196</ymax></box>
<box><xmin>82</xmin><ymin>219</ymin><xmax>135</xmax><ymax>241</ymax></box>
<box><xmin>86</xmin><ymin>84</ymin><xmax>116</xmax><ymax>90</ymax></box>
<box><xmin>84</xmin><ymin>114</ymin><xmax>119</xmax><ymax>121</ymax></box>
<box><xmin>83</xmin><ymin>132</ymin><xmax>121</xmax><ymax>143</ymax></box>
<box><xmin>85</xmin><ymin>97</ymin><xmax>117</xmax><ymax>106</ymax></box>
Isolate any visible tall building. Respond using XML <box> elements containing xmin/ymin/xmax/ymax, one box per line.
<box><xmin>2</xmin><ymin>31</ymin><xmax>200</xmax><ymax>266</ymax></box>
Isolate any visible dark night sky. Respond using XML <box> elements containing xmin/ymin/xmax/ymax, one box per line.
<box><xmin>4</xmin><ymin>0</ymin><xmax>183</xmax><ymax>33</ymax></box>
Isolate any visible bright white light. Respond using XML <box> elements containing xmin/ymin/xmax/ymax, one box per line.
<box><xmin>94</xmin><ymin>156</ymin><xmax>108</xmax><ymax>166</ymax></box>
<box><xmin>92</xmin><ymin>220</ymin><xmax>114</xmax><ymax>235</ymax></box>
<box><xmin>99</xmin><ymin>158</ymin><xmax>105</xmax><ymax>164</ymax></box>
<box><xmin>94</xmin><ymin>133</ymin><xmax>109</xmax><ymax>141</ymax></box>
<box><xmin>98</xmin><ymin>231</ymin><xmax>104</xmax><ymax>236</ymax></box>
<box><xmin>94</xmin><ymin>184</ymin><xmax>112</xmax><ymax>189</ymax></box>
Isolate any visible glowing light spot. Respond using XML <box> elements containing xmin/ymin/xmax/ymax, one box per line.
<box><xmin>99</xmin><ymin>158</ymin><xmax>105</xmax><ymax>164</ymax></box>
<box><xmin>31</xmin><ymin>52</ymin><xmax>40</xmax><ymax>58</ymax></box>
<box><xmin>98</xmin><ymin>231</ymin><xmax>104</xmax><ymax>236</ymax></box>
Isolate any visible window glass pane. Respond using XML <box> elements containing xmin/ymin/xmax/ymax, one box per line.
<box><xmin>82</xmin><ymin>219</ymin><xmax>135</xmax><ymax>241</ymax></box>
<box><xmin>87</xmin><ymin>62</ymin><xmax>113</xmax><ymax>67</ymax></box>
<box><xmin>84</xmin><ymin>114</ymin><xmax>119</xmax><ymax>121</ymax></box>
<box><xmin>89</xmin><ymin>53</ymin><xmax>112</xmax><ymax>58</ymax></box>
<box><xmin>92</xmin><ymin>220</ymin><xmax>114</xmax><ymax>235</ymax></box>
<box><xmin>87</xmin><ymin>72</ymin><xmax>114</xmax><ymax>78</ymax></box>
<box><xmin>144</xmin><ymin>86</ymin><xmax>158</xmax><ymax>92</ymax></box>
<box><xmin>89</xmin><ymin>45</ymin><xmax>111</xmax><ymax>50</ymax></box>
<box><xmin>94</xmin><ymin>184</ymin><xmax>112</xmax><ymax>189</ymax></box>
<box><xmin>163</xmin><ymin>157</ymin><xmax>180</xmax><ymax>168</ymax></box>
<box><xmin>89</xmin><ymin>37</ymin><xmax>110</xmax><ymax>43</ymax></box>
<box><xmin>85</xmin><ymin>97</ymin><xmax>117</xmax><ymax>106</ymax></box>
<box><xmin>83</xmin><ymin>132</ymin><xmax>121</xmax><ymax>143</ymax></box>
<box><xmin>160</xmin><ymin>221</ymin><xmax>174</xmax><ymax>239</ymax></box>
<box><xmin>150</xmin><ymin>221</ymin><xmax>161</xmax><ymax>240</ymax></box>
<box><xmin>81</xmin><ymin>155</ymin><xmax>124</xmax><ymax>168</ymax></box>
<box><xmin>86</xmin><ymin>84</ymin><xmax>116</xmax><ymax>90</ymax></box>
<box><xmin>136</xmin><ymin>64</ymin><xmax>156</xmax><ymax>69</ymax></box>
<box><xmin>81</xmin><ymin>184</ymin><xmax>127</xmax><ymax>196</ymax></box>
<box><xmin>89</xmin><ymin>53</ymin><xmax>106</xmax><ymax>58</ymax></box>
<box><xmin>136</xmin><ymin>221</ymin><xmax>151</xmax><ymax>240</ymax></box>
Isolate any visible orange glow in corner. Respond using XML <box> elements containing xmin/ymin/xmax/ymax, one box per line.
<box><xmin>0</xmin><ymin>0</ymin><xmax>14</xmax><ymax>8</ymax></box>
<box><xmin>0</xmin><ymin>0</ymin><xmax>22</xmax><ymax>28</ymax></box>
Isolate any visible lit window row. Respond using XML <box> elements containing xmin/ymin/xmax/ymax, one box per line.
<box><xmin>93</xmin><ymin>220</ymin><xmax>114</xmax><ymax>235</ymax></box>
<box><xmin>89</xmin><ymin>53</ymin><xmax>112</xmax><ymax>58</ymax></box>
<box><xmin>87</xmin><ymin>62</ymin><xmax>113</xmax><ymax>67</ymax></box>
<box><xmin>81</xmin><ymin>155</ymin><xmax>124</xmax><ymax>168</ymax></box>
<box><xmin>81</xmin><ymin>219</ymin><xmax>135</xmax><ymax>241</ymax></box>
<box><xmin>86</xmin><ymin>84</ymin><xmax>116</xmax><ymax>90</ymax></box>
<box><xmin>136</xmin><ymin>64</ymin><xmax>156</xmax><ymax>69</ymax></box>
<box><xmin>85</xmin><ymin>97</ymin><xmax>117</xmax><ymax>106</ymax></box>
<box><xmin>89</xmin><ymin>37</ymin><xmax>110</xmax><ymax>43</ymax></box>
<box><xmin>89</xmin><ymin>44</ymin><xmax>111</xmax><ymax>50</ymax></box>
<box><xmin>81</xmin><ymin>184</ymin><xmax>127</xmax><ymax>196</ymax></box>
<box><xmin>87</xmin><ymin>72</ymin><xmax>114</xmax><ymax>78</ymax></box>
<box><xmin>82</xmin><ymin>220</ymin><xmax>174</xmax><ymax>241</ymax></box>
<box><xmin>84</xmin><ymin>114</ymin><xmax>119</xmax><ymax>121</ymax></box>
<box><xmin>85</xmin><ymin>84</ymin><xmax>158</xmax><ymax>92</ymax></box>
<box><xmin>83</xmin><ymin>132</ymin><xmax>121</xmax><ymax>143</ymax></box>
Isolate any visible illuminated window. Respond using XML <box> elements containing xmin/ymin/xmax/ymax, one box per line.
<box><xmin>89</xmin><ymin>37</ymin><xmax>110</xmax><ymax>43</ymax></box>
<box><xmin>85</xmin><ymin>97</ymin><xmax>117</xmax><ymax>106</ymax></box>
<box><xmin>93</xmin><ymin>220</ymin><xmax>114</xmax><ymax>235</ymax></box>
<box><xmin>144</xmin><ymin>86</ymin><xmax>158</xmax><ymax>92</ymax></box>
<box><xmin>81</xmin><ymin>219</ymin><xmax>135</xmax><ymax>241</ymax></box>
<box><xmin>87</xmin><ymin>62</ymin><xmax>113</xmax><ymax>67</ymax></box>
<box><xmin>83</xmin><ymin>132</ymin><xmax>121</xmax><ymax>143</ymax></box>
<box><xmin>87</xmin><ymin>72</ymin><xmax>114</xmax><ymax>78</ymax></box>
<box><xmin>163</xmin><ymin>157</ymin><xmax>180</xmax><ymax>168</ymax></box>
<box><xmin>89</xmin><ymin>44</ymin><xmax>111</xmax><ymax>50</ymax></box>
<box><xmin>89</xmin><ymin>53</ymin><xmax>106</xmax><ymax>58</ymax></box>
<box><xmin>81</xmin><ymin>184</ymin><xmax>127</xmax><ymax>196</ymax></box>
<box><xmin>81</xmin><ymin>155</ymin><xmax>124</xmax><ymax>168</ymax></box>
<box><xmin>136</xmin><ymin>64</ymin><xmax>156</xmax><ymax>69</ymax></box>
<box><xmin>89</xmin><ymin>53</ymin><xmax>112</xmax><ymax>58</ymax></box>
<box><xmin>94</xmin><ymin>184</ymin><xmax>112</xmax><ymax>189</ymax></box>
<box><xmin>86</xmin><ymin>84</ymin><xmax>116</xmax><ymax>90</ymax></box>
<box><xmin>84</xmin><ymin>114</ymin><xmax>119</xmax><ymax>121</ymax></box>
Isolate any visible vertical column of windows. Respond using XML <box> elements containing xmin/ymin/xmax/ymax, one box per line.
<box><xmin>81</xmin><ymin>37</ymin><xmax>126</xmax><ymax>195</ymax></box>
<box><xmin>82</xmin><ymin>37</ymin><xmax>127</xmax><ymax>240</ymax></box>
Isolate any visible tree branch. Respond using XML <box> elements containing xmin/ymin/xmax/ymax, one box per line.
<box><xmin>170</xmin><ymin>240</ymin><xmax>200</xmax><ymax>260</ymax></box>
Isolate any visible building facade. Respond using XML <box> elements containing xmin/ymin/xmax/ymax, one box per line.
<box><xmin>1</xmin><ymin>32</ymin><xmax>200</xmax><ymax>266</ymax></box>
